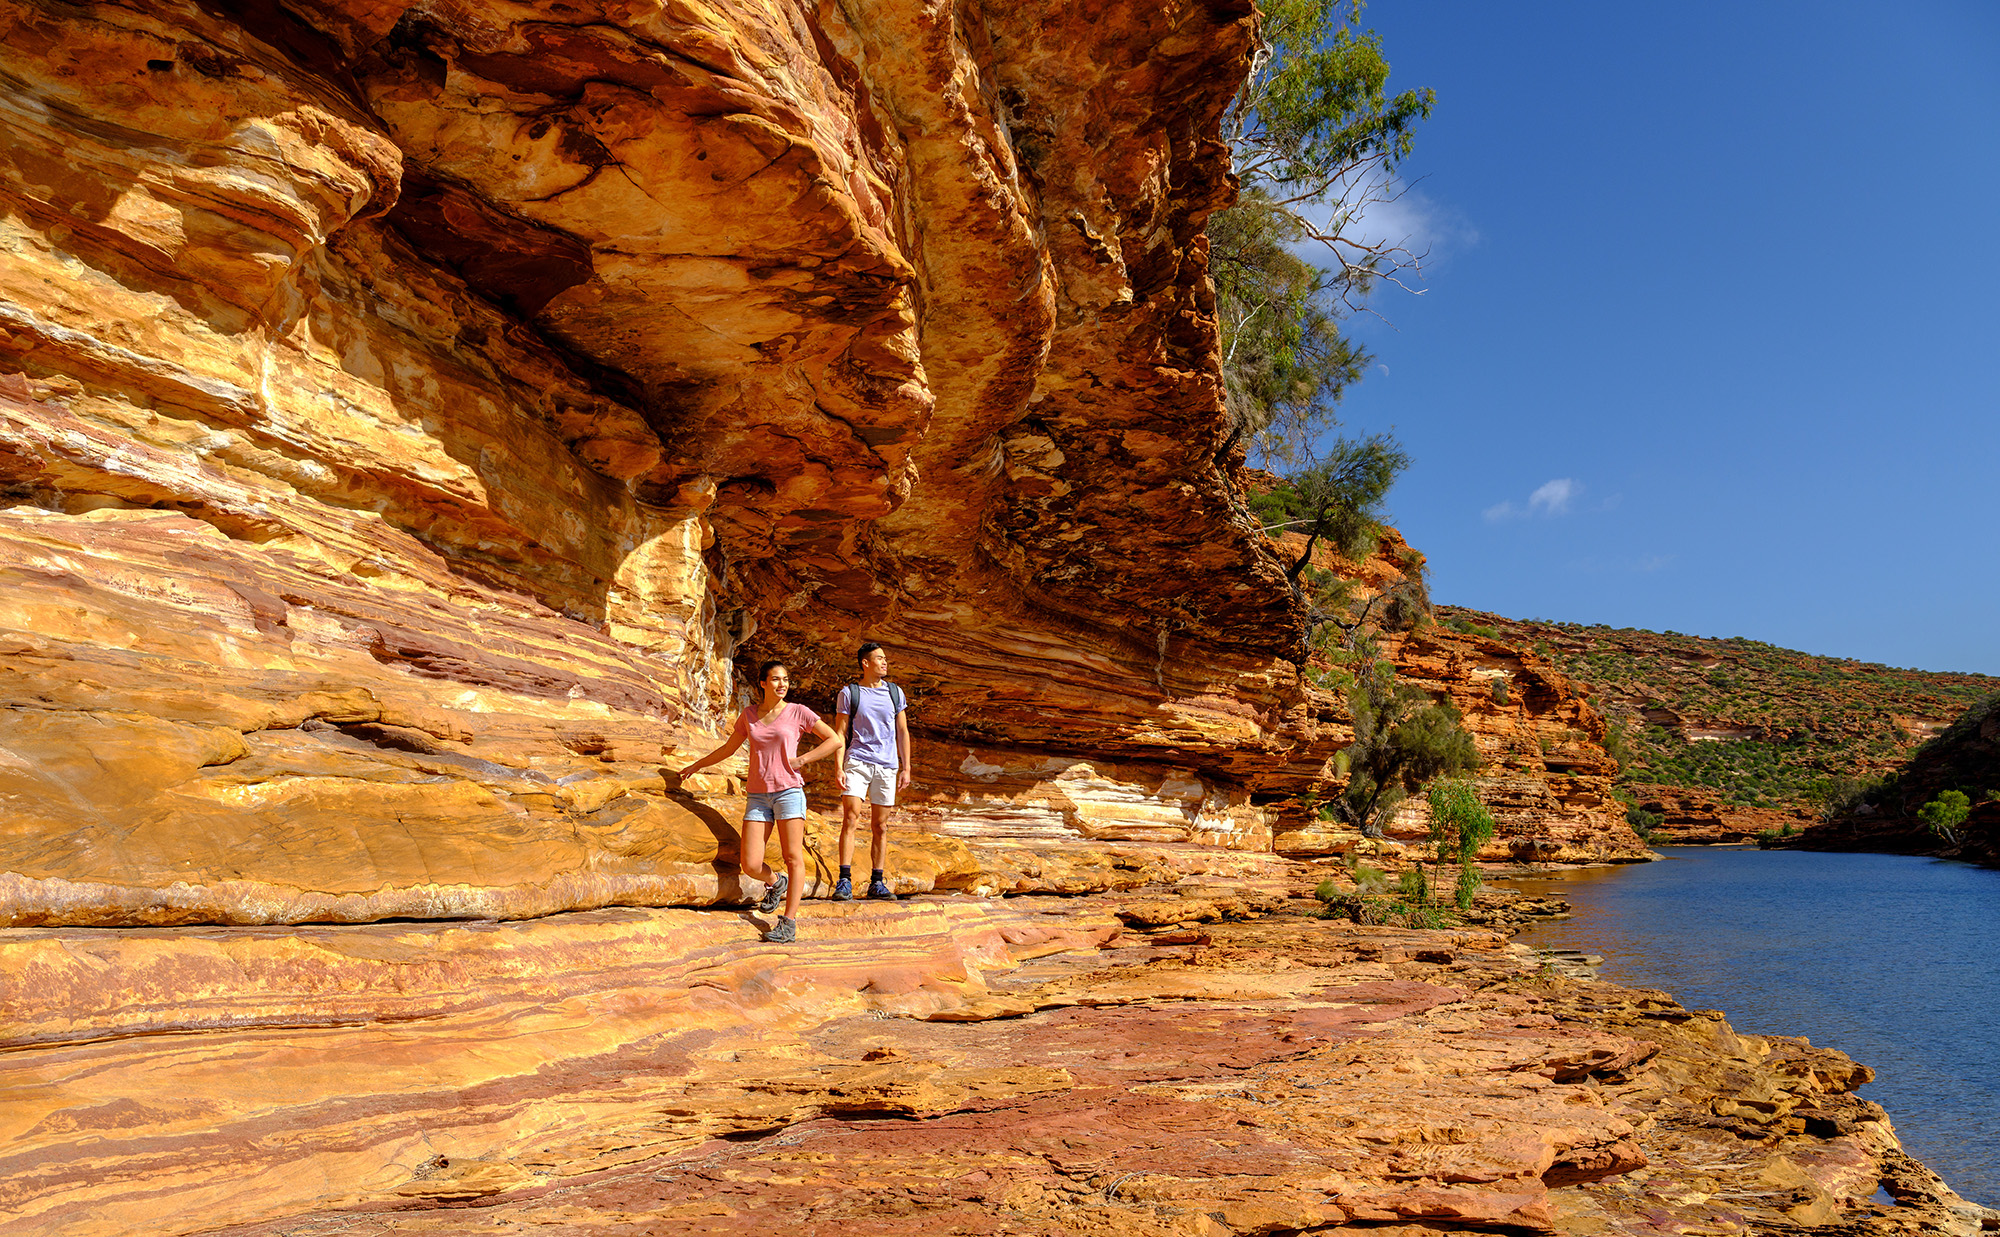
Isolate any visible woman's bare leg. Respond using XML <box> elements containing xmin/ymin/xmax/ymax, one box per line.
<box><xmin>739</xmin><ymin>817</ymin><xmax>774</xmax><ymax>886</ymax></box>
<box><xmin>777</xmin><ymin>817</ymin><xmax>806</xmax><ymax>919</ymax></box>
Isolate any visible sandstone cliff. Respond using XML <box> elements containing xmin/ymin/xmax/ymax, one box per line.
<box><xmin>0</xmin><ymin>0</ymin><xmax>1342</xmax><ymax>927</ymax></box>
<box><xmin>1266</xmin><ymin>533</ymin><xmax>1648</xmax><ymax>864</ymax></box>
<box><xmin>0</xmin><ymin>0</ymin><xmax>1643</xmax><ymax>929</ymax></box>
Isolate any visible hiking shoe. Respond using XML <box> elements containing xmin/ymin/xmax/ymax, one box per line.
<box><xmin>765</xmin><ymin>916</ymin><xmax>796</xmax><ymax>943</ymax></box>
<box><xmin>865</xmin><ymin>878</ymin><xmax>895</xmax><ymax>900</ymax></box>
<box><xmin>832</xmin><ymin>876</ymin><xmax>854</xmax><ymax>901</ymax></box>
<box><xmin>757</xmin><ymin>872</ymin><xmax>788</xmax><ymax>914</ymax></box>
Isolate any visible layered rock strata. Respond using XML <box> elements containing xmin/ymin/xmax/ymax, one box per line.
<box><xmin>4</xmin><ymin>874</ymin><xmax>1988</xmax><ymax>1236</ymax></box>
<box><xmin>1265</xmin><ymin>533</ymin><xmax>1649</xmax><ymax>864</ymax></box>
<box><xmin>0</xmin><ymin>0</ymin><xmax>1351</xmax><ymax>927</ymax></box>
<box><xmin>0</xmin><ymin>0</ymin><xmax>1646</xmax><ymax>928</ymax></box>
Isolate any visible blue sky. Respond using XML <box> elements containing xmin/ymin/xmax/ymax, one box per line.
<box><xmin>1321</xmin><ymin>3</ymin><xmax>2000</xmax><ymax>674</ymax></box>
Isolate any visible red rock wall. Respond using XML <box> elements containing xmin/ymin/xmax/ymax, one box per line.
<box><xmin>0</xmin><ymin>0</ymin><xmax>1344</xmax><ymax>926</ymax></box>
<box><xmin>1264</xmin><ymin>532</ymin><xmax>1649</xmax><ymax>864</ymax></box>
<box><xmin>0</xmin><ymin>1</ymin><xmax>1639</xmax><ymax>928</ymax></box>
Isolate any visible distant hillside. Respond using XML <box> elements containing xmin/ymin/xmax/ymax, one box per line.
<box><xmin>1435</xmin><ymin>608</ymin><xmax>2000</xmax><ymax>837</ymax></box>
<box><xmin>1810</xmin><ymin>693</ymin><xmax>2000</xmax><ymax>861</ymax></box>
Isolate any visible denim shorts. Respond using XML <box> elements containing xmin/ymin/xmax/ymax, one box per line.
<box><xmin>744</xmin><ymin>785</ymin><xmax>808</xmax><ymax>822</ymax></box>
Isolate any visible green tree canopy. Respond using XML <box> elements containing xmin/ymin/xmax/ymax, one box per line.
<box><xmin>1330</xmin><ymin>658</ymin><xmax>1479</xmax><ymax>839</ymax></box>
<box><xmin>1918</xmin><ymin>790</ymin><xmax>1971</xmax><ymax>845</ymax></box>
<box><xmin>1214</xmin><ymin>0</ymin><xmax>1434</xmax><ymax>466</ymax></box>
<box><xmin>1248</xmin><ymin>432</ymin><xmax>1408</xmax><ymax>581</ymax></box>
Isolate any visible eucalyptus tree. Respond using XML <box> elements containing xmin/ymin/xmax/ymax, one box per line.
<box><xmin>1214</xmin><ymin>0</ymin><xmax>1434</xmax><ymax>468</ymax></box>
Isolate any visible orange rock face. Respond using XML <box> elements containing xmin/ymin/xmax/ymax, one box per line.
<box><xmin>0</xmin><ymin>0</ymin><xmax>1333</xmax><ymax>924</ymax></box>
<box><xmin>1263</xmin><ymin>532</ymin><xmax>1649</xmax><ymax>865</ymax></box>
<box><xmin>4</xmin><ymin>880</ymin><xmax>1979</xmax><ymax>1237</ymax></box>
<box><xmin>0</xmin><ymin>0</ymin><xmax>1643</xmax><ymax>924</ymax></box>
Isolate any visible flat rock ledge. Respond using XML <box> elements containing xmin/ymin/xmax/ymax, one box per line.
<box><xmin>2</xmin><ymin>872</ymin><xmax>1991</xmax><ymax>1237</ymax></box>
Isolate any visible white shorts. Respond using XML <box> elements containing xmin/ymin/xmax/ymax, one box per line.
<box><xmin>841</xmin><ymin>760</ymin><xmax>898</xmax><ymax>806</ymax></box>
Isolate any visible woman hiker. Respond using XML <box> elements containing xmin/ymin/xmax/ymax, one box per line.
<box><xmin>676</xmin><ymin>660</ymin><xmax>842</xmax><ymax>943</ymax></box>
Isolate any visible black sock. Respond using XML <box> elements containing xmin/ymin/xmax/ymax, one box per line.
<box><xmin>840</xmin><ymin>865</ymin><xmax>852</xmax><ymax>880</ymax></box>
<box><xmin>871</xmin><ymin>869</ymin><xmax>884</xmax><ymax>883</ymax></box>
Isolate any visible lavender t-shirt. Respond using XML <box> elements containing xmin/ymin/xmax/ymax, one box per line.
<box><xmin>837</xmin><ymin>682</ymin><xmax>904</xmax><ymax>769</ymax></box>
<box><xmin>729</xmin><ymin>702</ymin><xmax>820</xmax><ymax>793</ymax></box>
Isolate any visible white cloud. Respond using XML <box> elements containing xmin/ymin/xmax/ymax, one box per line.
<box><xmin>1485</xmin><ymin>478</ymin><xmax>1582</xmax><ymax>523</ymax></box>
<box><xmin>1527</xmin><ymin>478</ymin><xmax>1580</xmax><ymax>516</ymax></box>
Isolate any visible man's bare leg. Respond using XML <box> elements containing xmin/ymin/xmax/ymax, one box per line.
<box><xmin>833</xmin><ymin>795</ymin><xmax>865</xmax><ymax>900</ymax></box>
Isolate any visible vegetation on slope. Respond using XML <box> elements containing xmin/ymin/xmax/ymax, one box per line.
<box><xmin>1437</xmin><ymin>607</ymin><xmax>2000</xmax><ymax>814</ymax></box>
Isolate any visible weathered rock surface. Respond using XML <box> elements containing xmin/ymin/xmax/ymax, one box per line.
<box><xmin>0</xmin><ymin>0</ymin><xmax>1332</xmax><ymax>926</ymax></box>
<box><xmin>0</xmin><ymin>0</ymin><xmax>1644</xmax><ymax>929</ymax></box>
<box><xmin>1266</xmin><ymin>533</ymin><xmax>1649</xmax><ymax>865</ymax></box>
<box><xmin>4</xmin><ymin>875</ymin><xmax>1987</xmax><ymax>1236</ymax></box>
<box><xmin>1624</xmin><ymin>780</ymin><xmax>1814</xmax><ymax>846</ymax></box>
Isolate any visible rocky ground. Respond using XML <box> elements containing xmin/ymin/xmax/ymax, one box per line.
<box><xmin>4</xmin><ymin>868</ymin><xmax>1990</xmax><ymax>1237</ymax></box>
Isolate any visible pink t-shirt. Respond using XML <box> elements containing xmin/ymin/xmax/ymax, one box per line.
<box><xmin>729</xmin><ymin>702</ymin><xmax>821</xmax><ymax>793</ymax></box>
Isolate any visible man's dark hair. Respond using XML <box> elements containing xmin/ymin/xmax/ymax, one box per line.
<box><xmin>754</xmin><ymin>660</ymin><xmax>787</xmax><ymax>686</ymax></box>
<box><xmin>856</xmin><ymin>642</ymin><xmax>883</xmax><ymax>667</ymax></box>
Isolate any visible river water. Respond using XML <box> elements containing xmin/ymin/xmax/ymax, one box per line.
<box><xmin>1501</xmin><ymin>846</ymin><xmax>2000</xmax><ymax>1207</ymax></box>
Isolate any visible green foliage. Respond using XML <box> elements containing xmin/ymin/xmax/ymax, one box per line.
<box><xmin>1253</xmin><ymin>434</ymin><xmax>1410</xmax><ymax>581</ymax></box>
<box><xmin>1918</xmin><ymin>790</ymin><xmax>1971</xmax><ymax>845</ymax></box>
<box><xmin>1212</xmin><ymin>199</ymin><xmax>1369</xmax><ymax>467</ymax></box>
<box><xmin>1427</xmin><ymin>778</ymin><xmax>1496</xmax><ymax>909</ymax></box>
<box><xmin>1624</xmin><ymin>804</ymin><xmax>1662</xmax><ymax>843</ymax></box>
<box><xmin>1215</xmin><ymin>0</ymin><xmax>1433</xmax><ymax>466</ymax></box>
<box><xmin>1488</xmin><ymin>678</ymin><xmax>1510</xmax><ymax>706</ymax></box>
<box><xmin>1328</xmin><ymin>659</ymin><xmax>1479</xmax><ymax>839</ymax></box>
<box><xmin>1803</xmin><ymin>775</ymin><xmax>1874</xmax><ymax>822</ymax></box>
<box><xmin>1345</xmin><ymin>858</ymin><xmax>1390</xmax><ymax>893</ymax></box>
<box><xmin>1454</xmin><ymin>864</ymin><xmax>1482</xmax><ymax>910</ymax></box>
<box><xmin>1600</xmin><ymin>721</ymin><xmax>1632</xmax><ymax>773</ymax></box>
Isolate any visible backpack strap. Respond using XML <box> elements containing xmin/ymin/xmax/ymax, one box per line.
<box><xmin>839</xmin><ymin>682</ymin><xmax>908</xmax><ymax>714</ymax></box>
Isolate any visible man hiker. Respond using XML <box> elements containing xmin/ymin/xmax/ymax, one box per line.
<box><xmin>831</xmin><ymin>641</ymin><xmax>911</xmax><ymax>900</ymax></box>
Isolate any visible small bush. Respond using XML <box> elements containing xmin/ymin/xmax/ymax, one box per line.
<box><xmin>1918</xmin><ymin>791</ymin><xmax>1971</xmax><ymax>845</ymax></box>
<box><xmin>1490</xmin><ymin>678</ymin><xmax>1511</xmax><ymax>705</ymax></box>
<box><xmin>1625</xmin><ymin>805</ymin><xmax>1663</xmax><ymax>843</ymax></box>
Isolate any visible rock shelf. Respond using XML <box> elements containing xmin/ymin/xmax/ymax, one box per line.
<box><xmin>4</xmin><ymin>873</ymin><xmax>1989</xmax><ymax>1237</ymax></box>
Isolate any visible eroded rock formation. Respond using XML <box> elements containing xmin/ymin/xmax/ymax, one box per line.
<box><xmin>0</xmin><ymin>0</ymin><xmax>1644</xmax><ymax>928</ymax></box>
<box><xmin>6</xmin><ymin>875</ymin><xmax>1989</xmax><ymax>1236</ymax></box>
<box><xmin>0</xmin><ymin>0</ymin><xmax>1348</xmax><ymax>926</ymax></box>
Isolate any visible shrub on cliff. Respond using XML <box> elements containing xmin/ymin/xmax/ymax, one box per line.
<box><xmin>1328</xmin><ymin>659</ymin><xmax>1479</xmax><ymax>839</ymax></box>
<box><xmin>1252</xmin><ymin>434</ymin><xmax>1409</xmax><ymax>578</ymax></box>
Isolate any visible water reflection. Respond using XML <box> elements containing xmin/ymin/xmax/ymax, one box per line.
<box><xmin>1499</xmin><ymin>846</ymin><xmax>2000</xmax><ymax>1207</ymax></box>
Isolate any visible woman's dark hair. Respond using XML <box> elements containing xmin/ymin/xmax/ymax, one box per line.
<box><xmin>856</xmin><ymin>641</ymin><xmax>883</xmax><ymax>667</ymax></box>
<box><xmin>754</xmin><ymin>660</ymin><xmax>787</xmax><ymax>687</ymax></box>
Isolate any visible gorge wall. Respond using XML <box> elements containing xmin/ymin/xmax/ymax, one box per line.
<box><xmin>0</xmin><ymin>0</ymin><xmax>1634</xmax><ymax>932</ymax></box>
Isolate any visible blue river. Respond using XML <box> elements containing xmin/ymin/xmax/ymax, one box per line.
<box><xmin>1501</xmin><ymin>846</ymin><xmax>2000</xmax><ymax>1207</ymax></box>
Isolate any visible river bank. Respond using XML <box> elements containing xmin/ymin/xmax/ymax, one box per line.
<box><xmin>4</xmin><ymin>864</ymin><xmax>1992</xmax><ymax>1236</ymax></box>
<box><xmin>1505</xmin><ymin>846</ymin><xmax>2000</xmax><ymax>1214</ymax></box>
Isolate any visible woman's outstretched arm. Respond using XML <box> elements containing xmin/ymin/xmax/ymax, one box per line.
<box><xmin>677</xmin><ymin>717</ymin><xmax>748</xmax><ymax>779</ymax></box>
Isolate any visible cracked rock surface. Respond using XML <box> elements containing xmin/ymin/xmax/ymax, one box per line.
<box><xmin>4</xmin><ymin>876</ymin><xmax>1987</xmax><ymax>1236</ymax></box>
